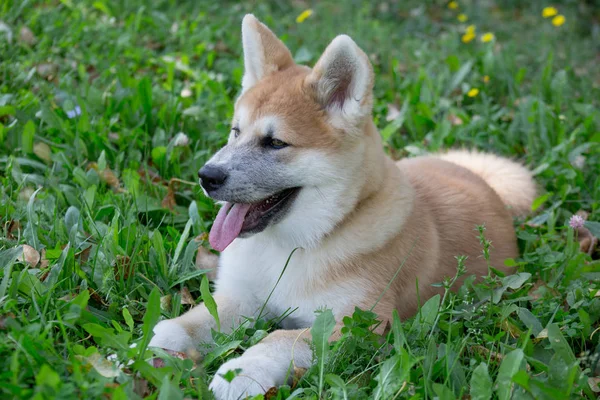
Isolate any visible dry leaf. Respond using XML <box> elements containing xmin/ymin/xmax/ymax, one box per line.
<box><xmin>33</xmin><ymin>142</ymin><xmax>52</xmax><ymax>163</ymax></box>
<box><xmin>6</xmin><ymin>220</ymin><xmax>21</xmax><ymax>239</ymax></box>
<box><xmin>195</xmin><ymin>246</ymin><xmax>219</xmax><ymax>281</ymax></box>
<box><xmin>160</xmin><ymin>294</ymin><xmax>172</xmax><ymax>312</ymax></box>
<box><xmin>588</xmin><ymin>377</ymin><xmax>600</xmax><ymax>393</ymax></box>
<box><xmin>386</xmin><ymin>104</ymin><xmax>401</xmax><ymax>121</ymax></box>
<box><xmin>161</xmin><ymin>184</ymin><xmax>177</xmax><ymax>210</ymax></box>
<box><xmin>447</xmin><ymin>114</ymin><xmax>463</xmax><ymax>126</ymax></box>
<box><xmin>36</xmin><ymin>62</ymin><xmax>58</xmax><ymax>81</ymax></box>
<box><xmin>180</xmin><ymin>287</ymin><xmax>196</xmax><ymax>305</ymax></box>
<box><xmin>264</xmin><ymin>387</ymin><xmax>279</xmax><ymax>400</ymax></box>
<box><xmin>0</xmin><ymin>313</ymin><xmax>15</xmax><ymax>330</ymax></box>
<box><xmin>19</xmin><ymin>26</ymin><xmax>36</xmax><ymax>45</ymax></box>
<box><xmin>19</xmin><ymin>187</ymin><xmax>35</xmax><ymax>201</ymax></box>
<box><xmin>17</xmin><ymin>244</ymin><xmax>40</xmax><ymax>267</ymax></box>
<box><xmin>113</xmin><ymin>255</ymin><xmax>133</xmax><ymax>280</ymax></box>
<box><xmin>292</xmin><ymin>367</ymin><xmax>307</xmax><ymax>389</ymax></box>
<box><xmin>83</xmin><ymin>353</ymin><xmax>120</xmax><ymax>378</ymax></box>
<box><xmin>102</xmin><ymin>168</ymin><xmax>121</xmax><ymax>191</ymax></box>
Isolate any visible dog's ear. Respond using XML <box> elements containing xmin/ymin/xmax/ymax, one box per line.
<box><xmin>306</xmin><ymin>35</ymin><xmax>374</xmax><ymax>129</ymax></box>
<box><xmin>241</xmin><ymin>14</ymin><xmax>294</xmax><ymax>92</ymax></box>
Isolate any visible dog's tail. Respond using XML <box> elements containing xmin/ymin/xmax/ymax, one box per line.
<box><xmin>436</xmin><ymin>150</ymin><xmax>537</xmax><ymax>217</ymax></box>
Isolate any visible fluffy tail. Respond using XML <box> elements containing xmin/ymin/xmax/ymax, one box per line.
<box><xmin>436</xmin><ymin>150</ymin><xmax>537</xmax><ymax>217</ymax></box>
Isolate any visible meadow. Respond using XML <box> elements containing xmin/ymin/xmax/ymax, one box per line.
<box><xmin>1</xmin><ymin>0</ymin><xmax>599</xmax><ymax>398</ymax></box>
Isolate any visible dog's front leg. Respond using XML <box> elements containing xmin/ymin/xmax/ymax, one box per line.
<box><xmin>209</xmin><ymin>327</ymin><xmax>340</xmax><ymax>400</ymax></box>
<box><xmin>149</xmin><ymin>294</ymin><xmax>249</xmax><ymax>353</ymax></box>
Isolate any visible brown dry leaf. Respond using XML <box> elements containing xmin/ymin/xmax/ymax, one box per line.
<box><xmin>589</xmin><ymin>377</ymin><xmax>600</xmax><ymax>393</ymax></box>
<box><xmin>180</xmin><ymin>287</ymin><xmax>195</xmax><ymax>305</ymax></box>
<box><xmin>574</xmin><ymin>210</ymin><xmax>599</xmax><ymax>256</ymax></box>
<box><xmin>264</xmin><ymin>387</ymin><xmax>279</xmax><ymax>400</ymax></box>
<box><xmin>33</xmin><ymin>142</ymin><xmax>52</xmax><ymax>163</ymax></box>
<box><xmin>497</xmin><ymin>319</ymin><xmax>522</xmax><ymax>338</ymax></box>
<box><xmin>19</xmin><ymin>26</ymin><xmax>36</xmax><ymax>45</ymax></box>
<box><xmin>134</xmin><ymin>377</ymin><xmax>151</xmax><ymax>397</ymax></box>
<box><xmin>88</xmin><ymin>288</ymin><xmax>108</xmax><ymax>306</ymax></box>
<box><xmin>447</xmin><ymin>114</ymin><xmax>463</xmax><ymax>126</ymax></box>
<box><xmin>137</xmin><ymin>167</ymin><xmax>165</xmax><ymax>184</ymax></box>
<box><xmin>161</xmin><ymin>184</ymin><xmax>177</xmax><ymax>210</ymax></box>
<box><xmin>75</xmin><ymin>246</ymin><xmax>91</xmax><ymax>263</ymax></box>
<box><xmin>195</xmin><ymin>246</ymin><xmax>219</xmax><ymax>281</ymax></box>
<box><xmin>6</xmin><ymin>220</ymin><xmax>21</xmax><ymax>239</ymax></box>
<box><xmin>113</xmin><ymin>255</ymin><xmax>133</xmax><ymax>280</ymax></box>
<box><xmin>291</xmin><ymin>367</ymin><xmax>307</xmax><ymax>389</ymax></box>
<box><xmin>39</xmin><ymin>249</ymin><xmax>49</xmax><ymax>269</ymax></box>
<box><xmin>17</xmin><ymin>244</ymin><xmax>40</xmax><ymax>267</ymax></box>
<box><xmin>102</xmin><ymin>168</ymin><xmax>122</xmax><ymax>191</ymax></box>
<box><xmin>160</xmin><ymin>294</ymin><xmax>172</xmax><ymax>312</ymax></box>
<box><xmin>0</xmin><ymin>313</ymin><xmax>15</xmax><ymax>330</ymax></box>
<box><xmin>36</xmin><ymin>62</ymin><xmax>58</xmax><ymax>81</ymax></box>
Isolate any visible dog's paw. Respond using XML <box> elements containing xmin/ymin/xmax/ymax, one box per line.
<box><xmin>148</xmin><ymin>319</ymin><xmax>194</xmax><ymax>352</ymax></box>
<box><xmin>209</xmin><ymin>354</ymin><xmax>288</xmax><ymax>400</ymax></box>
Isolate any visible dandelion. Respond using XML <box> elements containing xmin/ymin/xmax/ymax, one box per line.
<box><xmin>462</xmin><ymin>31</ymin><xmax>476</xmax><ymax>43</ymax></box>
<box><xmin>448</xmin><ymin>1</ymin><xmax>459</xmax><ymax>9</ymax></box>
<box><xmin>481</xmin><ymin>32</ymin><xmax>495</xmax><ymax>43</ymax></box>
<box><xmin>569</xmin><ymin>215</ymin><xmax>585</xmax><ymax>229</ymax></box>
<box><xmin>457</xmin><ymin>13</ymin><xmax>468</xmax><ymax>22</ymax></box>
<box><xmin>466</xmin><ymin>24</ymin><xmax>476</xmax><ymax>34</ymax></box>
<box><xmin>467</xmin><ymin>88</ymin><xmax>479</xmax><ymax>97</ymax></box>
<box><xmin>552</xmin><ymin>15</ymin><xmax>565</xmax><ymax>26</ymax></box>
<box><xmin>483</xmin><ymin>75</ymin><xmax>490</xmax><ymax>83</ymax></box>
<box><xmin>296</xmin><ymin>9</ymin><xmax>313</xmax><ymax>23</ymax></box>
<box><xmin>542</xmin><ymin>6</ymin><xmax>558</xmax><ymax>18</ymax></box>
<box><xmin>173</xmin><ymin>132</ymin><xmax>190</xmax><ymax>147</ymax></box>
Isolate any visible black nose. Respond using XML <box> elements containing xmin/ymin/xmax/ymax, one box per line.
<box><xmin>198</xmin><ymin>165</ymin><xmax>228</xmax><ymax>192</ymax></box>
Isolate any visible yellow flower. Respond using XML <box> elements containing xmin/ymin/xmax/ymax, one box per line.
<box><xmin>483</xmin><ymin>75</ymin><xmax>490</xmax><ymax>83</ymax></box>
<box><xmin>542</xmin><ymin>6</ymin><xmax>558</xmax><ymax>18</ymax></box>
<box><xmin>552</xmin><ymin>14</ymin><xmax>565</xmax><ymax>26</ymax></box>
<box><xmin>448</xmin><ymin>1</ymin><xmax>459</xmax><ymax>9</ymax></box>
<box><xmin>467</xmin><ymin>88</ymin><xmax>479</xmax><ymax>97</ymax></box>
<box><xmin>466</xmin><ymin>24</ymin><xmax>476</xmax><ymax>34</ymax></box>
<box><xmin>462</xmin><ymin>32</ymin><xmax>476</xmax><ymax>43</ymax></box>
<box><xmin>296</xmin><ymin>9</ymin><xmax>313</xmax><ymax>23</ymax></box>
<box><xmin>481</xmin><ymin>32</ymin><xmax>495</xmax><ymax>43</ymax></box>
<box><xmin>457</xmin><ymin>13</ymin><xmax>468</xmax><ymax>22</ymax></box>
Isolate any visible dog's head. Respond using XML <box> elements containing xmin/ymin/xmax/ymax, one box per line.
<box><xmin>201</xmin><ymin>15</ymin><xmax>381</xmax><ymax>252</ymax></box>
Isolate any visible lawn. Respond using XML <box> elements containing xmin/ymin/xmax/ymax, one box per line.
<box><xmin>1</xmin><ymin>0</ymin><xmax>600</xmax><ymax>398</ymax></box>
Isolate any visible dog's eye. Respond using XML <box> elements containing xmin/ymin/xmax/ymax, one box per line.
<box><xmin>231</xmin><ymin>127</ymin><xmax>240</xmax><ymax>138</ymax></box>
<box><xmin>266</xmin><ymin>137</ymin><xmax>288</xmax><ymax>149</ymax></box>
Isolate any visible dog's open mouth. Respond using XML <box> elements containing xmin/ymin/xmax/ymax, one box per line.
<box><xmin>208</xmin><ymin>188</ymin><xmax>300</xmax><ymax>251</ymax></box>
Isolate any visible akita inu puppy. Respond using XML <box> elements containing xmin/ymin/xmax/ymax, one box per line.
<box><xmin>149</xmin><ymin>14</ymin><xmax>536</xmax><ymax>399</ymax></box>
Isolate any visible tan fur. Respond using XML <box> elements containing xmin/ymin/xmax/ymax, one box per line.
<box><xmin>436</xmin><ymin>150</ymin><xmax>537</xmax><ymax>217</ymax></box>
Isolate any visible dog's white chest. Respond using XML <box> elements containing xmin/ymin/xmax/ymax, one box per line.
<box><xmin>216</xmin><ymin>237</ymin><xmax>366</xmax><ymax>329</ymax></box>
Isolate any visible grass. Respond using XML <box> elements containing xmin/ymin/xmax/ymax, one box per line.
<box><xmin>1</xmin><ymin>0</ymin><xmax>600</xmax><ymax>398</ymax></box>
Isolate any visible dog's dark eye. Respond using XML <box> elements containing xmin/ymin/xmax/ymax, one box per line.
<box><xmin>266</xmin><ymin>137</ymin><xmax>288</xmax><ymax>149</ymax></box>
<box><xmin>231</xmin><ymin>127</ymin><xmax>240</xmax><ymax>138</ymax></box>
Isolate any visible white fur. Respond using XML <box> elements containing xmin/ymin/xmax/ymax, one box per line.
<box><xmin>210</xmin><ymin>334</ymin><xmax>312</xmax><ymax>400</ymax></box>
<box><xmin>148</xmin><ymin>320</ymin><xmax>194</xmax><ymax>352</ymax></box>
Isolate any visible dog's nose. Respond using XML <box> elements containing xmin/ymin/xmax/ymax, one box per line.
<box><xmin>198</xmin><ymin>165</ymin><xmax>228</xmax><ymax>192</ymax></box>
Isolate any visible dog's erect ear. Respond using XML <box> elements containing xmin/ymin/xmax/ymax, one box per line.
<box><xmin>306</xmin><ymin>35</ymin><xmax>374</xmax><ymax>129</ymax></box>
<box><xmin>241</xmin><ymin>14</ymin><xmax>294</xmax><ymax>92</ymax></box>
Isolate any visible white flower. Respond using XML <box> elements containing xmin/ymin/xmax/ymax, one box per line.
<box><xmin>173</xmin><ymin>132</ymin><xmax>190</xmax><ymax>147</ymax></box>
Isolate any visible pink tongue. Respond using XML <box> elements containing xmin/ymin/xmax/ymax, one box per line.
<box><xmin>209</xmin><ymin>202</ymin><xmax>252</xmax><ymax>251</ymax></box>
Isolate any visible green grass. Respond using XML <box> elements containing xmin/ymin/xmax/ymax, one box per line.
<box><xmin>1</xmin><ymin>0</ymin><xmax>600</xmax><ymax>398</ymax></box>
